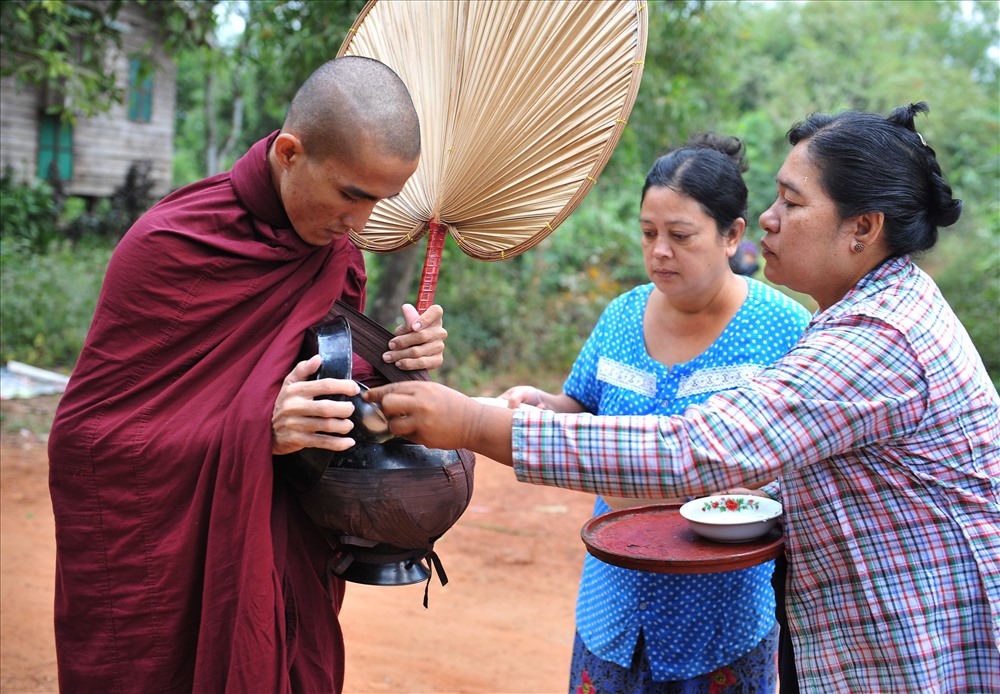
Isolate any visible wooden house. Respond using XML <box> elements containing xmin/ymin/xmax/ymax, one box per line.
<box><xmin>0</xmin><ymin>1</ymin><xmax>177</xmax><ymax>201</ymax></box>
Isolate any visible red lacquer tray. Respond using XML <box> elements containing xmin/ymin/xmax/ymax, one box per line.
<box><xmin>581</xmin><ymin>503</ymin><xmax>784</xmax><ymax>574</ymax></box>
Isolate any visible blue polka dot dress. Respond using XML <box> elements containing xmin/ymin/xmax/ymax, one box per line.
<box><xmin>565</xmin><ymin>278</ymin><xmax>810</xmax><ymax>687</ymax></box>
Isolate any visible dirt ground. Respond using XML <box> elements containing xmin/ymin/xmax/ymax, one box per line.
<box><xmin>0</xmin><ymin>395</ymin><xmax>597</xmax><ymax>694</ymax></box>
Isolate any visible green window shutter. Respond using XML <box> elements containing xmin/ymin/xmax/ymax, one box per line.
<box><xmin>37</xmin><ymin>115</ymin><xmax>73</xmax><ymax>182</ymax></box>
<box><xmin>128</xmin><ymin>58</ymin><xmax>154</xmax><ymax>123</ymax></box>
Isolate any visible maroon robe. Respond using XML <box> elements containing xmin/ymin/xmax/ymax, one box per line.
<box><xmin>48</xmin><ymin>133</ymin><xmax>374</xmax><ymax>693</ymax></box>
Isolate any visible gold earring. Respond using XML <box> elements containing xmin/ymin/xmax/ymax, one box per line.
<box><xmin>853</xmin><ymin>242</ymin><xmax>865</xmax><ymax>253</ymax></box>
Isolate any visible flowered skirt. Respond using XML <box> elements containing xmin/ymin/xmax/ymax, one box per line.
<box><xmin>569</xmin><ymin>623</ymin><xmax>778</xmax><ymax>694</ymax></box>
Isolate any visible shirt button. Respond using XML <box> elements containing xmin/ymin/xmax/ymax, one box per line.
<box><xmin>639</xmin><ymin>602</ymin><xmax>648</xmax><ymax>610</ymax></box>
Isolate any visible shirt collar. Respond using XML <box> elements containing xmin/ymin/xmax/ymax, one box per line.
<box><xmin>231</xmin><ymin>131</ymin><xmax>292</xmax><ymax>230</ymax></box>
<box><xmin>850</xmin><ymin>255</ymin><xmax>910</xmax><ymax>296</ymax></box>
<box><xmin>817</xmin><ymin>255</ymin><xmax>912</xmax><ymax>321</ymax></box>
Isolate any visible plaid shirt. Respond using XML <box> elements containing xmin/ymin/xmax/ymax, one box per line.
<box><xmin>512</xmin><ymin>256</ymin><xmax>1000</xmax><ymax>692</ymax></box>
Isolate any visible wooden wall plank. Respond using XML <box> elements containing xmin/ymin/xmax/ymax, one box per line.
<box><xmin>0</xmin><ymin>1</ymin><xmax>177</xmax><ymax>200</ymax></box>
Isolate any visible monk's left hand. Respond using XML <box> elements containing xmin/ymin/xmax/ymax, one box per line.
<box><xmin>382</xmin><ymin>303</ymin><xmax>447</xmax><ymax>371</ymax></box>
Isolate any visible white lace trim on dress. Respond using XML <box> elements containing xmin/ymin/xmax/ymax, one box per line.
<box><xmin>676</xmin><ymin>364</ymin><xmax>761</xmax><ymax>398</ymax></box>
<box><xmin>596</xmin><ymin>357</ymin><xmax>657</xmax><ymax>398</ymax></box>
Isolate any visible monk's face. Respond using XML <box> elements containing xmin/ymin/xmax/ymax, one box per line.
<box><xmin>271</xmin><ymin>133</ymin><xmax>418</xmax><ymax>246</ymax></box>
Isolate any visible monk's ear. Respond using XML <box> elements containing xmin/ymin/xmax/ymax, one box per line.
<box><xmin>272</xmin><ymin>133</ymin><xmax>306</xmax><ymax>171</ymax></box>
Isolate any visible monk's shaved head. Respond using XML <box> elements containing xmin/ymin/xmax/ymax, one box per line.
<box><xmin>283</xmin><ymin>56</ymin><xmax>420</xmax><ymax>163</ymax></box>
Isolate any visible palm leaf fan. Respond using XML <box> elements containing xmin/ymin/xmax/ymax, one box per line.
<box><xmin>338</xmin><ymin>0</ymin><xmax>648</xmax><ymax>310</ymax></box>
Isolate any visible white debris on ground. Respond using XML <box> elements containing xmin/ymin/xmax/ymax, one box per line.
<box><xmin>0</xmin><ymin>361</ymin><xmax>70</xmax><ymax>400</ymax></box>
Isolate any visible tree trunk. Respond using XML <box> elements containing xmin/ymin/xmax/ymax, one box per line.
<box><xmin>368</xmin><ymin>245</ymin><xmax>421</xmax><ymax>328</ymax></box>
<box><xmin>218</xmin><ymin>32</ymin><xmax>250</xmax><ymax>169</ymax></box>
<box><xmin>204</xmin><ymin>66</ymin><xmax>218</xmax><ymax>176</ymax></box>
<box><xmin>218</xmin><ymin>93</ymin><xmax>244</xmax><ymax>169</ymax></box>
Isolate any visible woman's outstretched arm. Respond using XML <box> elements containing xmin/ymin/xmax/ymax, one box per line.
<box><xmin>365</xmin><ymin>381</ymin><xmax>515</xmax><ymax>465</ymax></box>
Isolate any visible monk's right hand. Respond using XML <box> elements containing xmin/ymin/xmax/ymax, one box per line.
<box><xmin>271</xmin><ymin>355</ymin><xmax>360</xmax><ymax>455</ymax></box>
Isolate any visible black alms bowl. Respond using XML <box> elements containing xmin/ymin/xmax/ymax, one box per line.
<box><xmin>280</xmin><ymin>313</ymin><xmax>475</xmax><ymax>587</ymax></box>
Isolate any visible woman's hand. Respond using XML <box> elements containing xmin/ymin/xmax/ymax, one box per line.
<box><xmin>382</xmin><ymin>303</ymin><xmax>447</xmax><ymax>371</ymax></box>
<box><xmin>497</xmin><ymin>385</ymin><xmax>586</xmax><ymax>414</ymax></box>
<box><xmin>271</xmin><ymin>355</ymin><xmax>360</xmax><ymax>455</ymax></box>
<box><xmin>365</xmin><ymin>381</ymin><xmax>516</xmax><ymax>465</ymax></box>
<box><xmin>499</xmin><ymin>385</ymin><xmax>546</xmax><ymax>409</ymax></box>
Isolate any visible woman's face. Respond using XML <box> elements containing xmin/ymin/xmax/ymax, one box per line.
<box><xmin>758</xmin><ymin>142</ymin><xmax>859</xmax><ymax>310</ymax></box>
<box><xmin>640</xmin><ymin>186</ymin><xmax>740</xmax><ymax>302</ymax></box>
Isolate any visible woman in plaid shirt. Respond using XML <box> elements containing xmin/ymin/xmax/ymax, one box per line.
<box><xmin>500</xmin><ymin>134</ymin><xmax>810</xmax><ymax>694</ymax></box>
<box><xmin>368</xmin><ymin>103</ymin><xmax>1000</xmax><ymax>692</ymax></box>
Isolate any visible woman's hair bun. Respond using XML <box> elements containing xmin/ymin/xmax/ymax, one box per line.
<box><xmin>888</xmin><ymin>102</ymin><xmax>963</xmax><ymax>230</ymax></box>
<box><xmin>934</xmin><ymin>196</ymin><xmax>963</xmax><ymax>228</ymax></box>
<box><xmin>888</xmin><ymin>102</ymin><xmax>930</xmax><ymax>131</ymax></box>
<box><xmin>686</xmin><ymin>132</ymin><xmax>749</xmax><ymax>173</ymax></box>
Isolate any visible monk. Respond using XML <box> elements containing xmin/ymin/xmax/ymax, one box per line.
<box><xmin>47</xmin><ymin>56</ymin><xmax>444</xmax><ymax>693</ymax></box>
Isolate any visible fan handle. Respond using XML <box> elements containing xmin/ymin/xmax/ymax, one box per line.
<box><xmin>416</xmin><ymin>220</ymin><xmax>447</xmax><ymax>313</ymax></box>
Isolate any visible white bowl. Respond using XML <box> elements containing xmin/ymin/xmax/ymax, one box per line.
<box><xmin>679</xmin><ymin>495</ymin><xmax>782</xmax><ymax>543</ymax></box>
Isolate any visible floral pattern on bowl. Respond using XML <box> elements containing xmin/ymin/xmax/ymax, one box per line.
<box><xmin>679</xmin><ymin>495</ymin><xmax>782</xmax><ymax>543</ymax></box>
<box><xmin>699</xmin><ymin>496</ymin><xmax>761</xmax><ymax>514</ymax></box>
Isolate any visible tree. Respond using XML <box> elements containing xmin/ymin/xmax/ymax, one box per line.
<box><xmin>1</xmin><ymin>0</ymin><xmax>216</xmax><ymax>122</ymax></box>
<box><xmin>173</xmin><ymin>0</ymin><xmax>367</xmax><ymax>179</ymax></box>
<box><xmin>165</xmin><ymin>0</ymin><xmax>999</xmax><ymax>387</ymax></box>
<box><xmin>715</xmin><ymin>0</ymin><xmax>999</xmax><ymax>231</ymax></box>
<box><xmin>176</xmin><ymin>0</ymin><xmax>408</xmax><ymax>325</ymax></box>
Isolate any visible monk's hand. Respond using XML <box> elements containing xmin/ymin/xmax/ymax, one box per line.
<box><xmin>364</xmin><ymin>381</ymin><xmax>481</xmax><ymax>450</ymax></box>
<box><xmin>382</xmin><ymin>303</ymin><xmax>447</xmax><ymax>372</ymax></box>
<box><xmin>271</xmin><ymin>355</ymin><xmax>361</xmax><ymax>455</ymax></box>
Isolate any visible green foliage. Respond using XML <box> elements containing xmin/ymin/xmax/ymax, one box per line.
<box><xmin>171</xmin><ymin>48</ymin><xmax>205</xmax><ymax>185</ymax></box>
<box><xmin>933</xmin><ymin>226</ymin><xmax>1000</xmax><ymax>388</ymax></box>
<box><xmin>6</xmin><ymin>0</ymin><xmax>998</xmax><ymax>397</ymax></box>
<box><xmin>0</xmin><ymin>0</ymin><xmax>216</xmax><ymax>122</ymax></box>
<box><xmin>368</xmin><ymin>182</ymin><xmax>648</xmax><ymax>392</ymax></box>
<box><xmin>65</xmin><ymin>161</ymin><xmax>157</xmax><ymax>240</ymax></box>
<box><xmin>172</xmin><ymin>0</ymin><xmax>367</xmax><ymax>184</ymax></box>
<box><xmin>710</xmin><ymin>0</ymin><xmax>1000</xmax><ymax>385</ymax></box>
<box><xmin>239</xmin><ymin>0</ymin><xmax>368</xmax><ymax>126</ymax></box>
<box><xmin>420</xmin><ymin>245</ymin><xmax>611</xmax><ymax>394</ymax></box>
<box><xmin>716</xmin><ymin>0</ymin><xmax>999</xmax><ymax>229</ymax></box>
<box><xmin>0</xmin><ymin>236</ymin><xmax>113</xmax><ymax>369</ymax></box>
<box><xmin>597</xmin><ymin>1</ymin><xmax>744</xmax><ymax>188</ymax></box>
<box><xmin>359</xmin><ymin>0</ymin><xmax>1000</xmax><ymax>392</ymax></box>
<box><xmin>0</xmin><ymin>167</ymin><xmax>62</xmax><ymax>253</ymax></box>
<box><xmin>1</xmin><ymin>160</ymin><xmax>155</xmax><ymax>368</ymax></box>
<box><xmin>1</xmin><ymin>0</ymin><xmax>124</xmax><ymax>120</ymax></box>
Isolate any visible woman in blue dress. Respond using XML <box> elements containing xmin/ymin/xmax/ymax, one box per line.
<box><xmin>501</xmin><ymin>134</ymin><xmax>811</xmax><ymax>693</ymax></box>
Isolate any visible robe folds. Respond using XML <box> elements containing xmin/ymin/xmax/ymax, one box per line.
<box><xmin>48</xmin><ymin>132</ymin><xmax>374</xmax><ymax>693</ymax></box>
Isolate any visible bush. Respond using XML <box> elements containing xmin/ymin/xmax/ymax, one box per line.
<box><xmin>422</xmin><ymin>187</ymin><xmax>644</xmax><ymax>394</ymax></box>
<box><xmin>1</xmin><ymin>161</ymin><xmax>155</xmax><ymax>371</ymax></box>
<box><xmin>0</xmin><ymin>236</ymin><xmax>113</xmax><ymax>369</ymax></box>
<box><xmin>934</xmin><ymin>228</ymin><xmax>1000</xmax><ymax>390</ymax></box>
<box><xmin>65</xmin><ymin>160</ymin><xmax>156</xmax><ymax>241</ymax></box>
<box><xmin>0</xmin><ymin>166</ymin><xmax>62</xmax><ymax>253</ymax></box>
